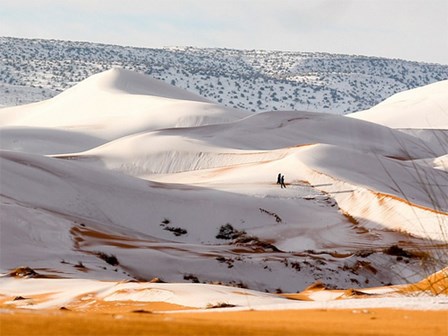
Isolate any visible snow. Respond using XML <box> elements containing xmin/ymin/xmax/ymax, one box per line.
<box><xmin>0</xmin><ymin>69</ymin><xmax>446</xmax><ymax>311</ymax></box>
<box><xmin>295</xmin><ymin>144</ymin><xmax>447</xmax><ymax>240</ymax></box>
<box><xmin>1</xmin><ymin>278</ymin><xmax>446</xmax><ymax>312</ymax></box>
<box><xmin>3</xmin><ymin>37</ymin><xmax>447</xmax><ymax>115</ymax></box>
<box><xmin>349</xmin><ymin>80</ymin><xmax>448</xmax><ymax>129</ymax></box>
<box><xmin>0</xmin><ymin>68</ymin><xmax>250</xmax><ymax>144</ymax></box>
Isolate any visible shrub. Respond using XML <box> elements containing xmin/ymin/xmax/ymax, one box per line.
<box><xmin>206</xmin><ymin>302</ymin><xmax>237</xmax><ymax>309</ymax></box>
<box><xmin>184</xmin><ymin>274</ymin><xmax>200</xmax><ymax>283</ymax></box>
<box><xmin>216</xmin><ymin>223</ymin><xmax>244</xmax><ymax>240</ymax></box>
<box><xmin>164</xmin><ymin>226</ymin><xmax>187</xmax><ymax>236</ymax></box>
<box><xmin>96</xmin><ymin>252</ymin><xmax>119</xmax><ymax>266</ymax></box>
<box><xmin>8</xmin><ymin>266</ymin><xmax>40</xmax><ymax>278</ymax></box>
<box><xmin>383</xmin><ymin>245</ymin><xmax>418</xmax><ymax>258</ymax></box>
<box><xmin>161</xmin><ymin>218</ymin><xmax>170</xmax><ymax>225</ymax></box>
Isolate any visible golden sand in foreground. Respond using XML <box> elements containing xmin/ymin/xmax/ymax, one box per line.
<box><xmin>1</xmin><ymin>308</ymin><xmax>447</xmax><ymax>336</ymax></box>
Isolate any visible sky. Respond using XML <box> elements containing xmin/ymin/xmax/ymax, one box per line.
<box><xmin>1</xmin><ymin>0</ymin><xmax>447</xmax><ymax>64</ymax></box>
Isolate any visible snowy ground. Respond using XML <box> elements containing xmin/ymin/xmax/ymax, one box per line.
<box><xmin>0</xmin><ymin>69</ymin><xmax>446</xmax><ymax>311</ymax></box>
<box><xmin>1</xmin><ymin>271</ymin><xmax>447</xmax><ymax>312</ymax></box>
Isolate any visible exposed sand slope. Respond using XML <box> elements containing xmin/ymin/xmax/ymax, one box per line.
<box><xmin>1</xmin><ymin>309</ymin><xmax>446</xmax><ymax>336</ymax></box>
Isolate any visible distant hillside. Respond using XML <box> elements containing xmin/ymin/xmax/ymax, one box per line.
<box><xmin>1</xmin><ymin>36</ymin><xmax>447</xmax><ymax>113</ymax></box>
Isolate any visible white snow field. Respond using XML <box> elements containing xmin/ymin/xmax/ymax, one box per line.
<box><xmin>0</xmin><ymin>69</ymin><xmax>446</xmax><ymax>311</ymax></box>
<box><xmin>349</xmin><ymin>80</ymin><xmax>448</xmax><ymax>129</ymax></box>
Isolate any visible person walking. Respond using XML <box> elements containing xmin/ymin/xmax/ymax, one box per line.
<box><xmin>281</xmin><ymin>175</ymin><xmax>286</xmax><ymax>188</ymax></box>
<box><xmin>277</xmin><ymin>173</ymin><xmax>282</xmax><ymax>184</ymax></box>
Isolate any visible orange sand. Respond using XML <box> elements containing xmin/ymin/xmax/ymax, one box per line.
<box><xmin>1</xmin><ymin>308</ymin><xmax>447</xmax><ymax>336</ymax></box>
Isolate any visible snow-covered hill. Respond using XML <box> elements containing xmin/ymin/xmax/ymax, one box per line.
<box><xmin>0</xmin><ymin>68</ymin><xmax>248</xmax><ymax>146</ymax></box>
<box><xmin>0</xmin><ymin>69</ymin><xmax>446</xmax><ymax>295</ymax></box>
<box><xmin>1</xmin><ymin>37</ymin><xmax>447</xmax><ymax>114</ymax></box>
<box><xmin>350</xmin><ymin>80</ymin><xmax>448</xmax><ymax>157</ymax></box>
<box><xmin>350</xmin><ymin>80</ymin><xmax>448</xmax><ymax>129</ymax></box>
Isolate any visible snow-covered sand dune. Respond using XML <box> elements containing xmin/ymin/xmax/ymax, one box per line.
<box><xmin>1</xmin><ymin>269</ymin><xmax>447</xmax><ymax>312</ymax></box>
<box><xmin>2</xmin><ymin>149</ymin><xmax>405</xmax><ymax>290</ymax></box>
<box><xmin>349</xmin><ymin>80</ymin><xmax>448</xmax><ymax>129</ymax></box>
<box><xmin>0</xmin><ymin>69</ymin><xmax>446</xmax><ymax>308</ymax></box>
<box><xmin>58</xmin><ymin>109</ymin><xmax>437</xmax><ymax>176</ymax></box>
<box><xmin>350</xmin><ymin>80</ymin><xmax>448</xmax><ymax>156</ymax></box>
<box><xmin>0</xmin><ymin>68</ymin><xmax>249</xmax><ymax>147</ymax></box>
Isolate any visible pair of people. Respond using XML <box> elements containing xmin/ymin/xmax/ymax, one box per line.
<box><xmin>277</xmin><ymin>173</ymin><xmax>286</xmax><ymax>188</ymax></box>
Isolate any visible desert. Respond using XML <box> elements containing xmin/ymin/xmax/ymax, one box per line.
<box><xmin>0</xmin><ymin>65</ymin><xmax>447</xmax><ymax>334</ymax></box>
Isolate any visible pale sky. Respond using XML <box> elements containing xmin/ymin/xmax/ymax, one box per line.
<box><xmin>1</xmin><ymin>0</ymin><xmax>447</xmax><ymax>64</ymax></box>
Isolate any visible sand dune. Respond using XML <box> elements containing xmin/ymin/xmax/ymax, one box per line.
<box><xmin>349</xmin><ymin>80</ymin><xmax>448</xmax><ymax>129</ymax></box>
<box><xmin>0</xmin><ymin>70</ymin><xmax>446</xmax><ymax>319</ymax></box>
<box><xmin>0</xmin><ymin>68</ymin><xmax>249</xmax><ymax>143</ymax></box>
